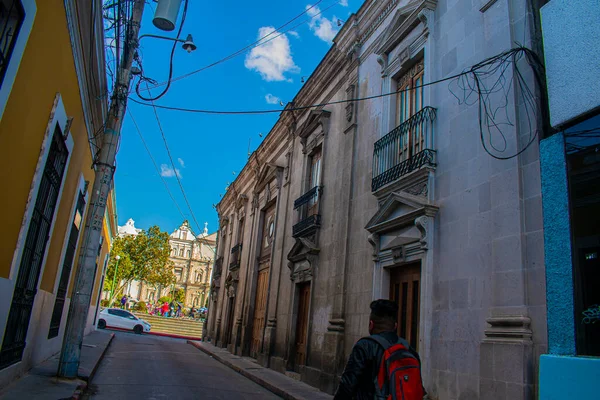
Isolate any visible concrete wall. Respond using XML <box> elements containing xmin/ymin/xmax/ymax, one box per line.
<box><xmin>541</xmin><ymin>0</ymin><xmax>600</xmax><ymax>128</ymax></box>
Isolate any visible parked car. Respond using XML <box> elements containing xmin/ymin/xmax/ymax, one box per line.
<box><xmin>97</xmin><ymin>308</ymin><xmax>151</xmax><ymax>334</ymax></box>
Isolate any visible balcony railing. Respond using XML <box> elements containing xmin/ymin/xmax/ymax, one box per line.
<box><xmin>372</xmin><ymin>107</ymin><xmax>437</xmax><ymax>192</ymax></box>
<box><xmin>294</xmin><ymin>186</ymin><xmax>321</xmax><ymax>209</ymax></box>
<box><xmin>231</xmin><ymin>243</ymin><xmax>242</xmax><ymax>254</ymax></box>
<box><xmin>293</xmin><ymin>214</ymin><xmax>321</xmax><ymax>238</ymax></box>
<box><xmin>229</xmin><ymin>243</ymin><xmax>242</xmax><ymax>270</ymax></box>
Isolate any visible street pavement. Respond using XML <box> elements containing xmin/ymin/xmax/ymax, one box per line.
<box><xmin>83</xmin><ymin>330</ymin><xmax>281</xmax><ymax>399</ymax></box>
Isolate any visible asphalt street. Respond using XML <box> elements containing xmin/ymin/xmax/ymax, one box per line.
<box><xmin>84</xmin><ymin>331</ymin><xmax>281</xmax><ymax>399</ymax></box>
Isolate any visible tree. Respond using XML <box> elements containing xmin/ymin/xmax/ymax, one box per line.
<box><xmin>104</xmin><ymin>225</ymin><xmax>175</xmax><ymax>305</ymax></box>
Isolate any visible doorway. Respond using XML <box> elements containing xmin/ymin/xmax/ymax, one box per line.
<box><xmin>225</xmin><ymin>296</ymin><xmax>235</xmax><ymax>346</ymax></box>
<box><xmin>250</xmin><ymin>266</ymin><xmax>269</xmax><ymax>358</ymax></box>
<box><xmin>294</xmin><ymin>282</ymin><xmax>311</xmax><ymax>369</ymax></box>
<box><xmin>389</xmin><ymin>262</ymin><xmax>421</xmax><ymax>350</ymax></box>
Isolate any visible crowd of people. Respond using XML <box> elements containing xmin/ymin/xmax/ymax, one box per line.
<box><xmin>115</xmin><ymin>295</ymin><xmax>207</xmax><ymax>319</ymax></box>
<box><xmin>144</xmin><ymin>301</ymin><xmax>207</xmax><ymax>319</ymax></box>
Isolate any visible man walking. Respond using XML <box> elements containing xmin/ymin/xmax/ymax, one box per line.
<box><xmin>334</xmin><ymin>299</ymin><xmax>424</xmax><ymax>400</ymax></box>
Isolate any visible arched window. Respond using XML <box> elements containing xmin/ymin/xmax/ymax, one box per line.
<box><xmin>179</xmin><ymin>248</ymin><xmax>184</xmax><ymax>257</ymax></box>
<box><xmin>186</xmin><ymin>249</ymin><xmax>191</xmax><ymax>258</ymax></box>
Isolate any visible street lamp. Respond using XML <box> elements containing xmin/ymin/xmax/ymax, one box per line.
<box><xmin>109</xmin><ymin>255</ymin><xmax>121</xmax><ymax>306</ymax></box>
<box><xmin>138</xmin><ymin>33</ymin><xmax>197</xmax><ymax>53</ymax></box>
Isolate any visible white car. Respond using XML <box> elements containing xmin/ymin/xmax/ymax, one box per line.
<box><xmin>97</xmin><ymin>308</ymin><xmax>151</xmax><ymax>334</ymax></box>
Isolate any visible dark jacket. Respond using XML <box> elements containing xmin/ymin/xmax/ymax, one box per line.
<box><xmin>333</xmin><ymin>331</ymin><xmax>399</xmax><ymax>400</ymax></box>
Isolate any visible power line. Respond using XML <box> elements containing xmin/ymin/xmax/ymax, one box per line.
<box><xmin>144</xmin><ymin>82</ymin><xmax>204</xmax><ymax>235</ymax></box>
<box><xmin>140</xmin><ymin>0</ymin><xmax>337</xmax><ymax>91</ymax></box>
<box><xmin>127</xmin><ymin>108</ymin><xmax>187</xmax><ymax>220</ymax></box>
<box><xmin>132</xmin><ymin>47</ymin><xmax>544</xmax><ymax>161</ymax></box>
<box><xmin>130</xmin><ymin>67</ymin><xmax>473</xmax><ymax>115</ymax></box>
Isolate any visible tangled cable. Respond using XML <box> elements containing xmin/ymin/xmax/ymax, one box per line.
<box><xmin>449</xmin><ymin>45</ymin><xmax>546</xmax><ymax>160</ymax></box>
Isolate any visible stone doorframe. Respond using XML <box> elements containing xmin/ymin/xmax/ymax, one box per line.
<box><xmin>365</xmin><ymin>189</ymin><xmax>438</xmax><ymax>387</ymax></box>
<box><xmin>285</xmin><ymin>237</ymin><xmax>319</xmax><ymax>370</ymax></box>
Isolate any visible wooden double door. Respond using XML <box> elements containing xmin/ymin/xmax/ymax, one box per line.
<box><xmin>250</xmin><ymin>267</ymin><xmax>269</xmax><ymax>358</ymax></box>
<box><xmin>294</xmin><ymin>282</ymin><xmax>311</xmax><ymax>369</ymax></box>
<box><xmin>389</xmin><ymin>263</ymin><xmax>421</xmax><ymax>350</ymax></box>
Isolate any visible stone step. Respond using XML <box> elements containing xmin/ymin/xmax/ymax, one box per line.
<box><xmin>133</xmin><ymin>313</ymin><xmax>204</xmax><ymax>337</ymax></box>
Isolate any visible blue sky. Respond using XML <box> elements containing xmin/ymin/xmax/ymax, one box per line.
<box><xmin>115</xmin><ymin>0</ymin><xmax>360</xmax><ymax>235</ymax></box>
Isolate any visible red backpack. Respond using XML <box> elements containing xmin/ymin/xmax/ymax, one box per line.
<box><xmin>367</xmin><ymin>335</ymin><xmax>425</xmax><ymax>400</ymax></box>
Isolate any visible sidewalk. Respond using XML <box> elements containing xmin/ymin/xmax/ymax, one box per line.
<box><xmin>0</xmin><ymin>330</ymin><xmax>114</xmax><ymax>400</ymax></box>
<box><xmin>188</xmin><ymin>340</ymin><xmax>333</xmax><ymax>400</ymax></box>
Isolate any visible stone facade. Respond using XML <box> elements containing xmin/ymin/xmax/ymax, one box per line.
<box><xmin>207</xmin><ymin>0</ymin><xmax>548</xmax><ymax>398</ymax></box>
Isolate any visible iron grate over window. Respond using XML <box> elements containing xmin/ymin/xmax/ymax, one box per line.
<box><xmin>0</xmin><ymin>0</ymin><xmax>24</xmax><ymax>88</ymax></box>
<box><xmin>1</xmin><ymin>125</ymin><xmax>68</xmax><ymax>369</ymax></box>
<box><xmin>372</xmin><ymin>107</ymin><xmax>437</xmax><ymax>191</ymax></box>
<box><xmin>48</xmin><ymin>192</ymin><xmax>86</xmax><ymax>339</ymax></box>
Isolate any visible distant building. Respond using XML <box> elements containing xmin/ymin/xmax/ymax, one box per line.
<box><xmin>117</xmin><ymin>219</ymin><xmax>216</xmax><ymax>308</ymax></box>
<box><xmin>118</xmin><ymin>218</ymin><xmax>142</xmax><ymax>237</ymax></box>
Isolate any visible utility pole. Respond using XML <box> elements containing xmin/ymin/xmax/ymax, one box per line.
<box><xmin>58</xmin><ymin>0</ymin><xmax>146</xmax><ymax>378</ymax></box>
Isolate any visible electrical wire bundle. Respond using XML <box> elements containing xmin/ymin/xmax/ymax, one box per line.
<box><xmin>449</xmin><ymin>46</ymin><xmax>546</xmax><ymax>160</ymax></box>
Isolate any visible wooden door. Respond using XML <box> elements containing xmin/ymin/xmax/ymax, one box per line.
<box><xmin>395</xmin><ymin>60</ymin><xmax>425</xmax><ymax>161</ymax></box>
<box><xmin>389</xmin><ymin>263</ymin><xmax>421</xmax><ymax>350</ymax></box>
<box><xmin>250</xmin><ymin>267</ymin><xmax>269</xmax><ymax>357</ymax></box>
<box><xmin>295</xmin><ymin>282</ymin><xmax>311</xmax><ymax>368</ymax></box>
<box><xmin>225</xmin><ymin>297</ymin><xmax>235</xmax><ymax>345</ymax></box>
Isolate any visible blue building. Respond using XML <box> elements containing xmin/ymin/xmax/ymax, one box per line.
<box><xmin>539</xmin><ymin>0</ymin><xmax>600</xmax><ymax>398</ymax></box>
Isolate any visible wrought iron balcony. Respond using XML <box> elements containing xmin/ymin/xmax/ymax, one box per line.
<box><xmin>229</xmin><ymin>243</ymin><xmax>242</xmax><ymax>270</ymax></box>
<box><xmin>294</xmin><ymin>186</ymin><xmax>321</xmax><ymax>209</ymax></box>
<box><xmin>293</xmin><ymin>214</ymin><xmax>321</xmax><ymax>238</ymax></box>
<box><xmin>372</xmin><ymin>107</ymin><xmax>437</xmax><ymax>192</ymax></box>
<box><xmin>231</xmin><ymin>243</ymin><xmax>242</xmax><ymax>254</ymax></box>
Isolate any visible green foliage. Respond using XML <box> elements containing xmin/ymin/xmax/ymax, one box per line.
<box><xmin>173</xmin><ymin>289</ymin><xmax>185</xmax><ymax>304</ymax></box>
<box><xmin>158</xmin><ymin>296</ymin><xmax>171</xmax><ymax>304</ymax></box>
<box><xmin>103</xmin><ymin>226</ymin><xmax>175</xmax><ymax>304</ymax></box>
<box><xmin>100</xmin><ymin>299</ymin><xmax>110</xmax><ymax>308</ymax></box>
<box><xmin>135</xmin><ymin>301</ymin><xmax>147</xmax><ymax>312</ymax></box>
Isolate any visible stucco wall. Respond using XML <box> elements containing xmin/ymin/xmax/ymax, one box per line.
<box><xmin>541</xmin><ymin>0</ymin><xmax>600</xmax><ymax>128</ymax></box>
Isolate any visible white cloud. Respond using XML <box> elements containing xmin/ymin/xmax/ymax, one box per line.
<box><xmin>245</xmin><ymin>26</ymin><xmax>299</xmax><ymax>82</ymax></box>
<box><xmin>288</xmin><ymin>30</ymin><xmax>300</xmax><ymax>39</ymax></box>
<box><xmin>160</xmin><ymin>164</ymin><xmax>181</xmax><ymax>178</ymax></box>
<box><xmin>265</xmin><ymin>93</ymin><xmax>281</xmax><ymax>104</ymax></box>
<box><xmin>340</xmin><ymin>0</ymin><xmax>348</xmax><ymax>6</ymax></box>
<box><xmin>177</xmin><ymin>157</ymin><xmax>185</xmax><ymax>168</ymax></box>
<box><xmin>306</xmin><ymin>5</ymin><xmax>340</xmax><ymax>43</ymax></box>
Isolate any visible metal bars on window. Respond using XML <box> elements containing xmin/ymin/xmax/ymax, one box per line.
<box><xmin>372</xmin><ymin>107</ymin><xmax>437</xmax><ymax>191</ymax></box>
<box><xmin>0</xmin><ymin>0</ymin><xmax>23</xmax><ymax>87</ymax></box>
<box><xmin>1</xmin><ymin>125</ymin><xmax>69</xmax><ymax>369</ymax></box>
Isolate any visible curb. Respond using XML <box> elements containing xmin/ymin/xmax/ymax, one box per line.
<box><xmin>85</xmin><ymin>332</ymin><xmax>115</xmax><ymax>382</ymax></box>
<box><xmin>70</xmin><ymin>332</ymin><xmax>114</xmax><ymax>399</ymax></box>
<box><xmin>71</xmin><ymin>382</ymin><xmax>87</xmax><ymax>400</ymax></box>
<box><xmin>187</xmin><ymin>340</ymin><xmax>300</xmax><ymax>400</ymax></box>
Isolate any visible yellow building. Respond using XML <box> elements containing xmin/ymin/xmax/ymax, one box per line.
<box><xmin>0</xmin><ymin>0</ymin><xmax>116</xmax><ymax>386</ymax></box>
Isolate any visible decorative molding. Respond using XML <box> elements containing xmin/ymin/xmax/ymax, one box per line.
<box><xmin>375</xmin><ymin>0</ymin><xmax>437</xmax><ymax>57</ymax></box>
<box><xmin>327</xmin><ymin>318</ymin><xmax>345</xmax><ymax>332</ymax></box>
<box><xmin>367</xmin><ymin>233</ymin><xmax>380</xmax><ymax>261</ymax></box>
<box><xmin>483</xmin><ymin>315</ymin><xmax>533</xmax><ymax>343</ymax></box>
<box><xmin>404</xmin><ymin>180</ymin><xmax>428</xmax><ymax>196</ymax></box>
<box><xmin>414</xmin><ymin>215</ymin><xmax>430</xmax><ymax>249</ymax></box>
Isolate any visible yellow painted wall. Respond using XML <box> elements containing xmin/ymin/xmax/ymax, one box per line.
<box><xmin>0</xmin><ymin>0</ymin><xmax>97</xmax><ymax>292</ymax></box>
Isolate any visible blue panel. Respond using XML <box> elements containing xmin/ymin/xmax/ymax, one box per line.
<box><xmin>539</xmin><ymin>133</ymin><xmax>576</xmax><ymax>355</ymax></box>
<box><xmin>539</xmin><ymin>355</ymin><xmax>600</xmax><ymax>399</ymax></box>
